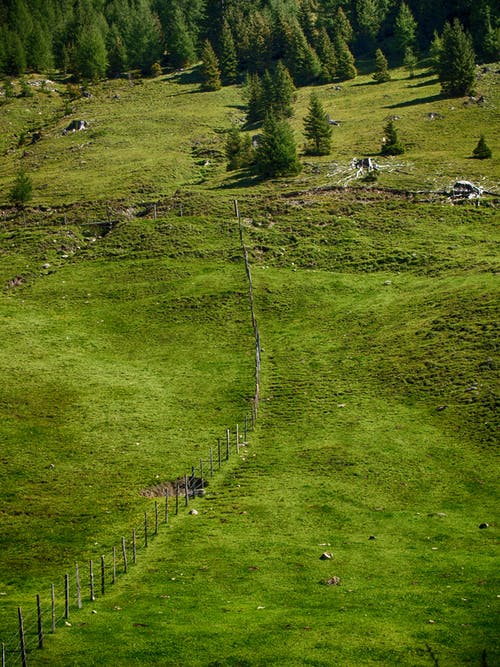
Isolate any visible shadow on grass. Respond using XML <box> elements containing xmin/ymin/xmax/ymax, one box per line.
<box><xmin>409</xmin><ymin>77</ymin><xmax>440</xmax><ymax>88</ymax></box>
<box><xmin>212</xmin><ymin>169</ymin><xmax>262</xmax><ymax>190</ymax></box>
<box><xmin>385</xmin><ymin>93</ymin><xmax>443</xmax><ymax>108</ymax></box>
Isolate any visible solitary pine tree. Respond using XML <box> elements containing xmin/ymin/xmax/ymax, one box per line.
<box><xmin>303</xmin><ymin>92</ymin><xmax>332</xmax><ymax>155</ymax></box>
<box><xmin>373</xmin><ymin>48</ymin><xmax>390</xmax><ymax>82</ymax></box>
<box><xmin>9</xmin><ymin>170</ymin><xmax>33</xmax><ymax>207</ymax></box>
<box><xmin>472</xmin><ymin>135</ymin><xmax>492</xmax><ymax>159</ymax></box>
<box><xmin>381</xmin><ymin>120</ymin><xmax>404</xmax><ymax>155</ymax></box>
<box><xmin>256</xmin><ymin>115</ymin><xmax>301</xmax><ymax>178</ymax></box>
<box><xmin>201</xmin><ymin>40</ymin><xmax>221</xmax><ymax>91</ymax></box>
<box><xmin>439</xmin><ymin>20</ymin><xmax>476</xmax><ymax>97</ymax></box>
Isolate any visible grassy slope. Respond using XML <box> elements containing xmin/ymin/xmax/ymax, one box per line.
<box><xmin>0</xmin><ymin>65</ymin><xmax>499</xmax><ymax>665</ymax></box>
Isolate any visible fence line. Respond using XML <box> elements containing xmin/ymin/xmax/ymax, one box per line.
<box><xmin>1</xmin><ymin>201</ymin><xmax>260</xmax><ymax>666</ymax></box>
<box><xmin>234</xmin><ymin>199</ymin><xmax>261</xmax><ymax>425</ymax></box>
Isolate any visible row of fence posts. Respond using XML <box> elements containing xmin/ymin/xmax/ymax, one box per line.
<box><xmin>2</xmin><ymin>418</ymin><xmax>251</xmax><ymax>667</ymax></box>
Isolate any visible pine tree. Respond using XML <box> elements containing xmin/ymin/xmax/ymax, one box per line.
<box><xmin>107</xmin><ymin>24</ymin><xmax>128</xmax><ymax>76</ymax></box>
<box><xmin>164</xmin><ymin>4</ymin><xmax>196</xmax><ymax>68</ymax></box>
<box><xmin>373</xmin><ymin>48</ymin><xmax>390</xmax><ymax>83</ymax></box>
<box><xmin>472</xmin><ymin>135</ymin><xmax>492</xmax><ymax>159</ymax></box>
<box><xmin>439</xmin><ymin>20</ymin><xmax>476</xmax><ymax>97</ymax></box>
<box><xmin>245</xmin><ymin>72</ymin><xmax>265</xmax><ymax>124</ymax></box>
<box><xmin>394</xmin><ymin>2</ymin><xmax>417</xmax><ymax>60</ymax></box>
<box><xmin>334</xmin><ymin>35</ymin><xmax>357</xmax><ymax>81</ymax></box>
<box><xmin>9</xmin><ymin>170</ymin><xmax>33</xmax><ymax>207</ymax></box>
<box><xmin>428</xmin><ymin>30</ymin><xmax>442</xmax><ymax>74</ymax></box>
<box><xmin>219</xmin><ymin>19</ymin><xmax>238</xmax><ymax>85</ymax></box>
<box><xmin>381</xmin><ymin>120</ymin><xmax>404</xmax><ymax>155</ymax></box>
<box><xmin>200</xmin><ymin>40</ymin><xmax>221</xmax><ymax>91</ymax></box>
<box><xmin>271</xmin><ymin>61</ymin><xmax>296</xmax><ymax>118</ymax></box>
<box><xmin>403</xmin><ymin>47</ymin><xmax>418</xmax><ymax>78</ymax></box>
<box><xmin>75</xmin><ymin>24</ymin><xmax>108</xmax><ymax>81</ymax></box>
<box><xmin>256</xmin><ymin>114</ymin><xmax>301</xmax><ymax>178</ymax></box>
<box><xmin>315</xmin><ymin>27</ymin><xmax>337</xmax><ymax>83</ymax></box>
<box><xmin>225</xmin><ymin>125</ymin><xmax>254</xmax><ymax>170</ymax></box>
<box><xmin>334</xmin><ymin>7</ymin><xmax>353</xmax><ymax>44</ymax></box>
<box><xmin>303</xmin><ymin>92</ymin><xmax>332</xmax><ymax>155</ymax></box>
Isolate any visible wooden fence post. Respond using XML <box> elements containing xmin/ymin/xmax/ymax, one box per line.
<box><xmin>132</xmin><ymin>529</ymin><xmax>137</xmax><ymax>565</ymax></box>
<box><xmin>155</xmin><ymin>501</ymin><xmax>159</xmax><ymax>535</ymax></box>
<box><xmin>122</xmin><ymin>536</ymin><xmax>128</xmax><ymax>573</ymax></box>
<box><xmin>175</xmin><ymin>481</ymin><xmax>180</xmax><ymax>515</ymax></box>
<box><xmin>200</xmin><ymin>459</ymin><xmax>204</xmax><ymax>491</ymax></box>
<box><xmin>165</xmin><ymin>490</ymin><xmax>169</xmax><ymax>524</ymax></box>
<box><xmin>210</xmin><ymin>447</ymin><xmax>214</xmax><ymax>477</ymax></box>
<box><xmin>37</xmin><ymin>593</ymin><xmax>43</xmax><ymax>649</ymax></box>
<box><xmin>89</xmin><ymin>560</ymin><xmax>95</xmax><ymax>602</ymax></box>
<box><xmin>112</xmin><ymin>547</ymin><xmax>117</xmax><ymax>584</ymax></box>
<box><xmin>2</xmin><ymin>641</ymin><xmax>5</xmax><ymax>667</ymax></box>
<box><xmin>101</xmin><ymin>556</ymin><xmax>105</xmax><ymax>596</ymax></box>
<box><xmin>236</xmin><ymin>424</ymin><xmax>239</xmax><ymax>454</ymax></box>
<box><xmin>144</xmin><ymin>512</ymin><xmax>148</xmax><ymax>547</ymax></box>
<box><xmin>51</xmin><ymin>584</ymin><xmax>56</xmax><ymax>633</ymax></box>
<box><xmin>184</xmin><ymin>475</ymin><xmax>189</xmax><ymax>507</ymax></box>
<box><xmin>226</xmin><ymin>429</ymin><xmax>230</xmax><ymax>460</ymax></box>
<box><xmin>76</xmin><ymin>563</ymin><xmax>82</xmax><ymax>609</ymax></box>
<box><xmin>18</xmin><ymin>607</ymin><xmax>27</xmax><ymax>667</ymax></box>
<box><xmin>245</xmin><ymin>415</ymin><xmax>248</xmax><ymax>442</ymax></box>
<box><xmin>65</xmin><ymin>573</ymin><xmax>70</xmax><ymax>619</ymax></box>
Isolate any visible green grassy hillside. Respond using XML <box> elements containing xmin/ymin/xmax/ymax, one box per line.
<box><xmin>0</xmin><ymin>64</ymin><xmax>498</xmax><ymax>665</ymax></box>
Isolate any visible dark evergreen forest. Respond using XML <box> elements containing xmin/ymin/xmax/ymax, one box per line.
<box><xmin>0</xmin><ymin>0</ymin><xmax>498</xmax><ymax>82</ymax></box>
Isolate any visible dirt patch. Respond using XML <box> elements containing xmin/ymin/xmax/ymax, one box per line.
<box><xmin>140</xmin><ymin>476</ymin><xmax>206</xmax><ymax>499</ymax></box>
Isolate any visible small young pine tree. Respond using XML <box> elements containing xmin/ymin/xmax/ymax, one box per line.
<box><xmin>200</xmin><ymin>40</ymin><xmax>221</xmax><ymax>91</ymax></box>
<box><xmin>472</xmin><ymin>135</ymin><xmax>492</xmax><ymax>159</ymax></box>
<box><xmin>404</xmin><ymin>47</ymin><xmax>418</xmax><ymax>78</ymax></box>
<box><xmin>303</xmin><ymin>92</ymin><xmax>332</xmax><ymax>156</ymax></box>
<box><xmin>255</xmin><ymin>114</ymin><xmax>301</xmax><ymax>178</ymax></box>
<box><xmin>381</xmin><ymin>120</ymin><xmax>404</xmax><ymax>155</ymax></box>
<box><xmin>9</xmin><ymin>170</ymin><xmax>33</xmax><ymax>207</ymax></box>
<box><xmin>225</xmin><ymin>125</ymin><xmax>254</xmax><ymax>170</ymax></box>
<box><xmin>373</xmin><ymin>48</ymin><xmax>391</xmax><ymax>83</ymax></box>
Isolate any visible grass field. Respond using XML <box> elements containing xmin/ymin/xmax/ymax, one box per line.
<box><xmin>0</xmin><ymin>62</ymin><xmax>499</xmax><ymax>665</ymax></box>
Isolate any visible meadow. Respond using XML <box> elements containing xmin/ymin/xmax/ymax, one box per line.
<box><xmin>0</xmin><ymin>62</ymin><xmax>498</xmax><ymax>665</ymax></box>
